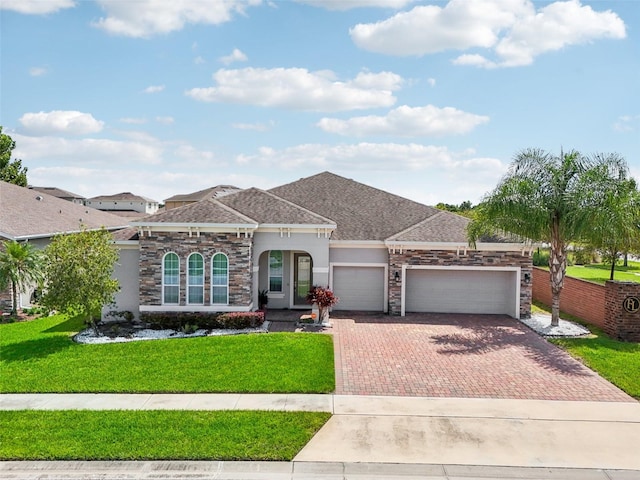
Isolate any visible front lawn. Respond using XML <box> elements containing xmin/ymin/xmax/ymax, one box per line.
<box><xmin>0</xmin><ymin>410</ymin><xmax>330</xmax><ymax>460</ymax></box>
<box><xmin>533</xmin><ymin>304</ymin><xmax>640</xmax><ymax>399</ymax></box>
<box><xmin>564</xmin><ymin>261</ymin><xmax>640</xmax><ymax>285</ymax></box>
<box><xmin>0</xmin><ymin>314</ymin><xmax>335</xmax><ymax>393</ymax></box>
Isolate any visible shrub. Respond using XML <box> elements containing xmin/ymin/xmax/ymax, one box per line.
<box><xmin>306</xmin><ymin>286</ymin><xmax>339</xmax><ymax>322</ymax></box>
<box><xmin>533</xmin><ymin>250</ymin><xmax>550</xmax><ymax>267</ymax></box>
<box><xmin>217</xmin><ymin>312</ymin><xmax>264</xmax><ymax>329</ymax></box>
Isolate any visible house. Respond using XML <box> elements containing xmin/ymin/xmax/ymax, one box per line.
<box><xmin>85</xmin><ymin>192</ymin><xmax>159</xmax><ymax>217</ymax></box>
<box><xmin>163</xmin><ymin>185</ymin><xmax>241</xmax><ymax>210</ymax></box>
<box><xmin>111</xmin><ymin>172</ymin><xmax>532</xmax><ymax>320</ymax></box>
<box><xmin>29</xmin><ymin>186</ymin><xmax>86</xmax><ymax>205</ymax></box>
<box><xmin>0</xmin><ymin>181</ymin><xmax>129</xmax><ymax>311</ymax></box>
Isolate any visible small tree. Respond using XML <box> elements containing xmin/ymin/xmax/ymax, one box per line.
<box><xmin>0</xmin><ymin>126</ymin><xmax>28</xmax><ymax>186</ymax></box>
<box><xmin>0</xmin><ymin>240</ymin><xmax>44</xmax><ymax>316</ymax></box>
<box><xmin>306</xmin><ymin>285</ymin><xmax>339</xmax><ymax>324</ymax></box>
<box><xmin>42</xmin><ymin>228</ymin><xmax>119</xmax><ymax>334</ymax></box>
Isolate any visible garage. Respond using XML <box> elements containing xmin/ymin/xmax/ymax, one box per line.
<box><xmin>332</xmin><ymin>265</ymin><xmax>386</xmax><ymax>312</ymax></box>
<box><xmin>404</xmin><ymin>267</ymin><xmax>519</xmax><ymax>317</ymax></box>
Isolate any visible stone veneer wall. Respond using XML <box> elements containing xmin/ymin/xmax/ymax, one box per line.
<box><xmin>139</xmin><ymin>231</ymin><xmax>253</xmax><ymax>307</ymax></box>
<box><xmin>388</xmin><ymin>250</ymin><xmax>532</xmax><ymax>317</ymax></box>
<box><xmin>604</xmin><ymin>281</ymin><xmax>640</xmax><ymax>342</ymax></box>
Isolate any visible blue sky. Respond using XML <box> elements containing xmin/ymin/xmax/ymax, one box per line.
<box><xmin>1</xmin><ymin>0</ymin><xmax>638</xmax><ymax>206</ymax></box>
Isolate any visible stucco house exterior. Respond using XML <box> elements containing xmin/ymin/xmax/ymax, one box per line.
<box><xmin>111</xmin><ymin>172</ymin><xmax>533</xmax><ymax>320</ymax></box>
<box><xmin>86</xmin><ymin>192</ymin><xmax>159</xmax><ymax>216</ymax></box>
<box><xmin>0</xmin><ymin>181</ymin><xmax>128</xmax><ymax>312</ymax></box>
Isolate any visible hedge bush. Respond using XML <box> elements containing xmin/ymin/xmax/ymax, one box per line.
<box><xmin>139</xmin><ymin>311</ymin><xmax>264</xmax><ymax>330</ymax></box>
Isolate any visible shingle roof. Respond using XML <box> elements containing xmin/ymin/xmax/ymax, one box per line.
<box><xmin>87</xmin><ymin>192</ymin><xmax>157</xmax><ymax>203</ymax></box>
<box><xmin>132</xmin><ymin>198</ymin><xmax>257</xmax><ymax>225</ymax></box>
<box><xmin>269</xmin><ymin>172</ymin><xmax>441</xmax><ymax>241</ymax></box>
<box><xmin>112</xmin><ymin>227</ymin><xmax>139</xmax><ymax>241</ymax></box>
<box><xmin>1</xmin><ymin>181</ymin><xmax>129</xmax><ymax>240</ymax></box>
<box><xmin>164</xmin><ymin>185</ymin><xmax>240</xmax><ymax>203</ymax></box>
<box><xmin>386</xmin><ymin>211</ymin><xmax>470</xmax><ymax>243</ymax></box>
<box><xmin>29</xmin><ymin>186</ymin><xmax>85</xmax><ymax>201</ymax></box>
<box><xmin>218</xmin><ymin>188</ymin><xmax>335</xmax><ymax>226</ymax></box>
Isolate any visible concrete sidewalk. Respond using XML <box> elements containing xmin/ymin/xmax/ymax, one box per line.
<box><xmin>2</xmin><ymin>393</ymin><xmax>640</xmax><ymax>472</ymax></box>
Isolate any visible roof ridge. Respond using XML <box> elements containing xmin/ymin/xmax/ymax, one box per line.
<box><xmin>255</xmin><ymin>188</ymin><xmax>337</xmax><ymax>225</ymax></box>
<box><xmin>385</xmin><ymin>210</ymin><xmax>443</xmax><ymax>241</ymax></box>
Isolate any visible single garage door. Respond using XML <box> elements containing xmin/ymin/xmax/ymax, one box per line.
<box><xmin>332</xmin><ymin>266</ymin><xmax>385</xmax><ymax>312</ymax></box>
<box><xmin>405</xmin><ymin>269</ymin><xmax>516</xmax><ymax>316</ymax></box>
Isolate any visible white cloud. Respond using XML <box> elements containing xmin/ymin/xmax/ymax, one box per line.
<box><xmin>1</xmin><ymin>0</ymin><xmax>75</xmax><ymax>14</ymax></box>
<box><xmin>143</xmin><ymin>85</ymin><xmax>165</xmax><ymax>94</ymax></box>
<box><xmin>29</xmin><ymin>67</ymin><xmax>48</xmax><ymax>77</ymax></box>
<box><xmin>194</xmin><ymin>56</ymin><xmax>206</xmax><ymax>65</ymax></box>
<box><xmin>427</xmin><ymin>78</ymin><xmax>436</xmax><ymax>87</ymax></box>
<box><xmin>295</xmin><ymin>0</ymin><xmax>414</xmax><ymax>10</ymax></box>
<box><xmin>219</xmin><ymin>48</ymin><xmax>248</xmax><ymax>65</ymax></box>
<box><xmin>351</xmin><ymin>0</ymin><xmax>626</xmax><ymax>68</ymax></box>
<box><xmin>317</xmin><ymin>105</ymin><xmax>489</xmax><ymax>137</ymax></box>
<box><xmin>92</xmin><ymin>0</ymin><xmax>262</xmax><ymax>38</ymax></box>
<box><xmin>120</xmin><ymin>117</ymin><xmax>147</xmax><ymax>124</ymax></box>
<box><xmin>186</xmin><ymin>67</ymin><xmax>402</xmax><ymax>111</ymax></box>
<box><xmin>613</xmin><ymin>115</ymin><xmax>640</xmax><ymax>133</ymax></box>
<box><xmin>19</xmin><ymin>111</ymin><xmax>104</xmax><ymax>136</ymax></box>
<box><xmin>232</xmin><ymin>121</ymin><xmax>274</xmax><ymax>131</ymax></box>
<box><xmin>156</xmin><ymin>116</ymin><xmax>175</xmax><ymax>125</ymax></box>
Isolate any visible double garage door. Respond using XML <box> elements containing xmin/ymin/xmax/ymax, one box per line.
<box><xmin>332</xmin><ymin>266</ymin><xmax>386</xmax><ymax>312</ymax></box>
<box><xmin>405</xmin><ymin>268</ymin><xmax>517</xmax><ymax>317</ymax></box>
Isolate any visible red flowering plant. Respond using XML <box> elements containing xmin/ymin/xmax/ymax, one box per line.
<box><xmin>305</xmin><ymin>285</ymin><xmax>339</xmax><ymax>324</ymax></box>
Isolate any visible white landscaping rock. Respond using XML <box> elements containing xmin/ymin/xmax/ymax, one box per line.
<box><xmin>519</xmin><ymin>313</ymin><xmax>590</xmax><ymax>338</ymax></box>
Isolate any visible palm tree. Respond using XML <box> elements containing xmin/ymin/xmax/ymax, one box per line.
<box><xmin>468</xmin><ymin>148</ymin><xmax>630</xmax><ymax>327</ymax></box>
<box><xmin>0</xmin><ymin>240</ymin><xmax>44</xmax><ymax>316</ymax></box>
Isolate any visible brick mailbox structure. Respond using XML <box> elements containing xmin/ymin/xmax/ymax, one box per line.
<box><xmin>604</xmin><ymin>281</ymin><xmax>640</xmax><ymax>342</ymax></box>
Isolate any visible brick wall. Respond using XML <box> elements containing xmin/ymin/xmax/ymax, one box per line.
<box><xmin>532</xmin><ymin>267</ymin><xmax>605</xmax><ymax>329</ymax></box>
<box><xmin>139</xmin><ymin>231</ymin><xmax>253</xmax><ymax>307</ymax></box>
<box><xmin>604</xmin><ymin>281</ymin><xmax>640</xmax><ymax>342</ymax></box>
<box><xmin>389</xmin><ymin>250</ymin><xmax>532</xmax><ymax>317</ymax></box>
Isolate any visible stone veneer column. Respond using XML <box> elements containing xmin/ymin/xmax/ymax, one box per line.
<box><xmin>604</xmin><ymin>281</ymin><xmax>640</xmax><ymax>342</ymax></box>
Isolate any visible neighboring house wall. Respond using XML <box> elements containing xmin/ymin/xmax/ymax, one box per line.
<box><xmin>138</xmin><ymin>232</ymin><xmax>253</xmax><ymax>309</ymax></box>
<box><xmin>532</xmin><ymin>267</ymin><xmax>605</xmax><ymax>328</ymax></box>
<box><xmin>389</xmin><ymin>250</ymin><xmax>532</xmax><ymax>318</ymax></box>
<box><xmin>87</xmin><ymin>200</ymin><xmax>158</xmax><ymax>214</ymax></box>
<box><xmin>104</xmin><ymin>246</ymin><xmax>140</xmax><ymax>320</ymax></box>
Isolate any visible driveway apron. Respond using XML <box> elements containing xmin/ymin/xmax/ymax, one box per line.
<box><xmin>331</xmin><ymin>312</ymin><xmax>632</xmax><ymax>401</ymax></box>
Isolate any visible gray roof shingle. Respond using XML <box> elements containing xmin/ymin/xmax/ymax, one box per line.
<box><xmin>132</xmin><ymin>198</ymin><xmax>257</xmax><ymax>225</ymax></box>
<box><xmin>1</xmin><ymin>181</ymin><xmax>128</xmax><ymax>240</ymax></box>
<box><xmin>269</xmin><ymin>172</ymin><xmax>441</xmax><ymax>241</ymax></box>
<box><xmin>387</xmin><ymin>211</ymin><xmax>470</xmax><ymax>243</ymax></box>
<box><xmin>164</xmin><ymin>185</ymin><xmax>240</xmax><ymax>203</ymax></box>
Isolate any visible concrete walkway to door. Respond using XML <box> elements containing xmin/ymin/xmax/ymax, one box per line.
<box><xmin>330</xmin><ymin>312</ymin><xmax>632</xmax><ymax>401</ymax></box>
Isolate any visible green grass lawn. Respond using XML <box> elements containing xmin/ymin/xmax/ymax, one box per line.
<box><xmin>532</xmin><ymin>303</ymin><xmax>640</xmax><ymax>399</ymax></box>
<box><xmin>0</xmin><ymin>410</ymin><xmax>330</xmax><ymax>460</ymax></box>
<box><xmin>0</xmin><ymin>314</ymin><xmax>335</xmax><ymax>393</ymax></box>
<box><xmin>564</xmin><ymin>261</ymin><xmax>640</xmax><ymax>285</ymax></box>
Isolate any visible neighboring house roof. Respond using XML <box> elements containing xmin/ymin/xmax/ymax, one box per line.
<box><xmin>29</xmin><ymin>186</ymin><xmax>85</xmax><ymax>201</ymax></box>
<box><xmin>0</xmin><ymin>181</ymin><xmax>129</xmax><ymax>240</ymax></box>
<box><xmin>164</xmin><ymin>185</ymin><xmax>240</xmax><ymax>203</ymax></box>
<box><xmin>218</xmin><ymin>188</ymin><xmax>336</xmax><ymax>226</ymax></box>
<box><xmin>269</xmin><ymin>171</ymin><xmax>441</xmax><ymax>241</ymax></box>
<box><xmin>87</xmin><ymin>192</ymin><xmax>157</xmax><ymax>203</ymax></box>
<box><xmin>112</xmin><ymin>227</ymin><xmax>139</xmax><ymax>241</ymax></box>
<box><xmin>386</xmin><ymin>211</ymin><xmax>470</xmax><ymax>243</ymax></box>
<box><xmin>133</xmin><ymin>198</ymin><xmax>257</xmax><ymax>226</ymax></box>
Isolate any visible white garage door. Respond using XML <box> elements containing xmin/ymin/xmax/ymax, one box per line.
<box><xmin>332</xmin><ymin>266</ymin><xmax>385</xmax><ymax>312</ymax></box>
<box><xmin>405</xmin><ymin>269</ymin><xmax>516</xmax><ymax>316</ymax></box>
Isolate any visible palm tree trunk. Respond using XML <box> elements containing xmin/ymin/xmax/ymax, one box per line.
<box><xmin>10</xmin><ymin>280</ymin><xmax>18</xmax><ymax>316</ymax></box>
<box><xmin>549</xmin><ymin>221</ymin><xmax>566</xmax><ymax>327</ymax></box>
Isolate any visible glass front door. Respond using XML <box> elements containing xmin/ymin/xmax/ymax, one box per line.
<box><xmin>293</xmin><ymin>253</ymin><xmax>312</xmax><ymax>306</ymax></box>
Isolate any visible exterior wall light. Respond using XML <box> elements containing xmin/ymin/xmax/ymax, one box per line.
<box><xmin>394</xmin><ymin>271</ymin><xmax>400</xmax><ymax>282</ymax></box>
<box><xmin>524</xmin><ymin>272</ymin><xmax>531</xmax><ymax>284</ymax></box>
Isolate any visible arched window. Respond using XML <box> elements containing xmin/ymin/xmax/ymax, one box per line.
<box><xmin>211</xmin><ymin>253</ymin><xmax>229</xmax><ymax>305</ymax></box>
<box><xmin>269</xmin><ymin>250</ymin><xmax>283</xmax><ymax>292</ymax></box>
<box><xmin>187</xmin><ymin>253</ymin><xmax>204</xmax><ymax>304</ymax></box>
<box><xmin>162</xmin><ymin>252</ymin><xmax>179</xmax><ymax>305</ymax></box>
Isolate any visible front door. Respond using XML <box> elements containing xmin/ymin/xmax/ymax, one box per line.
<box><xmin>293</xmin><ymin>253</ymin><xmax>313</xmax><ymax>306</ymax></box>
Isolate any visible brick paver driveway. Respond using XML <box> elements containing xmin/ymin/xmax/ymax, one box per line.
<box><xmin>331</xmin><ymin>312</ymin><xmax>632</xmax><ymax>401</ymax></box>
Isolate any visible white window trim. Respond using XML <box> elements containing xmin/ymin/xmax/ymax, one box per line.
<box><xmin>162</xmin><ymin>252</ymin><xmax>180</xmax><ymax>305</ymax></box>
<box><xmin>211</xmin><ymin>252</ymin><xmax>229</xmax><ymax>305</ymax></box>
<box><xmin>187</xmin><ymin>252</ymin><xmax>205</xmax><ymax>305</ymax></box>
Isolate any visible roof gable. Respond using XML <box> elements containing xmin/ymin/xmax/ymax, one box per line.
<box><xmin>386</xmin><ymin>211</ymin><xmax>470</xmax><ymax>243</ymax></box>
<box><xmin>1</xmin><ymin>181</ymin><xmax>128</xmax><ymax>240</ymax></box>
<box><xmin>269</xmin><ymin>172</ymin><xmax>440</xmax><ymax>241</ymax></box>
<box><xmin>133</xmin><ymin>198</ymin><xmax>256</xmax><ymax>226</ymax></box>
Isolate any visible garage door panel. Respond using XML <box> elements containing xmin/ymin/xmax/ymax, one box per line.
<box><xmin>333</xmin><ymin>267</ymin><xmax>385</xmax><ymax>312</ymax></box>
<box><xmin>406</xmin><ymin>269</ymin><xmax>515</xmax><ymax>316</ymax></box>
